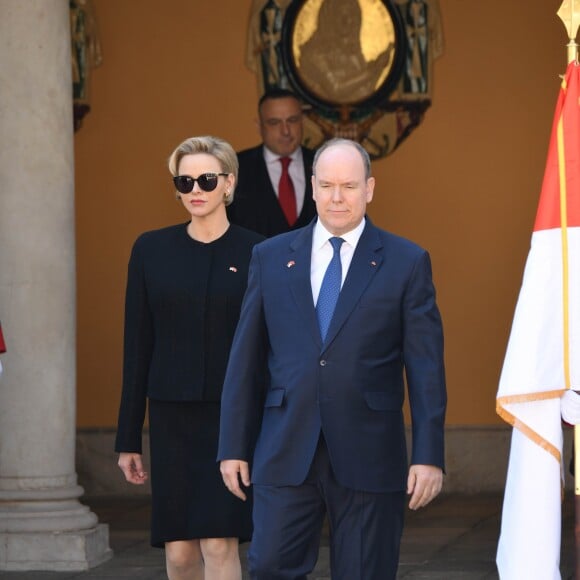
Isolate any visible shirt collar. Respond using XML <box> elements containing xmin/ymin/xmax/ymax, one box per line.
<box><xmin>263</xmin><ymin>145</ymin><xmax>303</xmax><ymax>165</ymax></box>
<box><xmin>313</xmin><ymin>217</ymin><xmax>366</xmax><ymax>252</ymax></box>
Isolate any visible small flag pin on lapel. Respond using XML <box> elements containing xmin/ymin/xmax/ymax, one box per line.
<box><xmin>229</xmin><ymin>266</ymin><xmax>238</xmax><ymax>272</ymax></box>
<box><xmin>287</xmin><ymin>260</ymin><xmax>296</xmax><ymax>268</ymax></box>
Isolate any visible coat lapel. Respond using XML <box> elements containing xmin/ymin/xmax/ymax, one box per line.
<box><xmin>287</xmin><ymin>222</ymin><xmax>322</xmax><ymax>348</ymax></box>
<box><xmin>323</xmin><ymin>220</ymin><xmax>383</xmax><ymax>349</ymax></box>
<box><xmin>256</xmin><ymin>152</ymin><xmax>286</xmax><ymax>220</ymax></box>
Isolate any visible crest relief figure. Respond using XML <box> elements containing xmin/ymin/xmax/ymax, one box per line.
<box><xmin>246</xmin><ymin>0</ymin><xmax>293</xmax><ymax>93</ymax></box>
<box><xmin>245</xmin><ymin>0</ymin><xmax>444</xmax><ymax>158</ymax></box>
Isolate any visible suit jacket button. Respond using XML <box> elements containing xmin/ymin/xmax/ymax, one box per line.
<box><xmin>320</xmin><ymin>359</ymin><xmax>327</xmax><ymax>366</ymax></box>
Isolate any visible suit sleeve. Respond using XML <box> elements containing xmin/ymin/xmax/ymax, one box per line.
<box><xmin>217</xmin><ymin>245</ymin><xmax>268</xmax><ymax>462</ymax></box>
<box><xmin>402</xmin><ymin>250</ymin><xmax>447</xmax><ymax>470</ymax></box>
<box><xmin>115</xmin><ymin>239</ymin><xmax>154</xmax><ymax>454</ymax></box>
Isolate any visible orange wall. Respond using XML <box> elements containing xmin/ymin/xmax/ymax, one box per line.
<box><xmin>74</xmin><ymin>0</ymin><xmax>566</xmax><ymax>427</ymax></box>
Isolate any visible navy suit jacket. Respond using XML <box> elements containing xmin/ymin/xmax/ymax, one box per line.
<box><xmin>218</xmin><ymin>218</ymin><xmax>446</xmax><ymax>493</ymax></box>
<box><xmin>227</xmin><ymin>145</ymin><xmax>317</xmax><ymax>237</ymax></box>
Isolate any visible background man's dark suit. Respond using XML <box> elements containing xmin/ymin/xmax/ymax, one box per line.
<box><xmin>227</xmin><ymin>144</ymin><xmax>316</xmax><ymax>237</ymax></box>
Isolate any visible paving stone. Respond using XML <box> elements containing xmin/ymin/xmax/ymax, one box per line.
<box><xmin>0</xmin><ymin>493</ymin><xmax>575</xmax><ymax>579</ymax></box>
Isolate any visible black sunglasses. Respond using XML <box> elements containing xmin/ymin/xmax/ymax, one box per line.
<box><xmin>173</xmin><ymin>172</ymin><xmax>228</xmax><ymax>193</ymax></box>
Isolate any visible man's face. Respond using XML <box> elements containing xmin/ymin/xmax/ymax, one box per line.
<box><xmin>259</xmin><ymin>97</ymin><xmax>303</xmax><ymax>157</ymax></box>
<box><xmin>312</xmin><ymin>144</ymin><xmax>374</xmax><ymax>236</ymax></box>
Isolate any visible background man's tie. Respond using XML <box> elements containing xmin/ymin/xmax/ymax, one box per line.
<box><xmin>316</xmin><ymin>237</ymin><xmax>345</xmax><ymax>340</ymax></box>
<box><xmin>278</xmin><ymin>157</ymin><xmax>297</xmax><ymax>225</ymax></box>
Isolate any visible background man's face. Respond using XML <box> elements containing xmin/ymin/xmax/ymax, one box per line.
<box><xmin>259</xmin><ymin>97</ymin><xmax>303</xmax><ymax>157</ymax></box>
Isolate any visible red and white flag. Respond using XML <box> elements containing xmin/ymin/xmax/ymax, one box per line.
<box><xmin>496</xmin><ymin>62</ymin><xmax>580</xmax><ymax>579</ymax></box>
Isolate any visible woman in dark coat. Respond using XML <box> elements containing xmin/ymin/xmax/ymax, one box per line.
<box><xmin>115</xmin><ymin>136</ymin><xmax>264</xmax><ymax>579</ymax></box>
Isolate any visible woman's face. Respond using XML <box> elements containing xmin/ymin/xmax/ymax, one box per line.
<box><xmin>176</xmin><ymin>153</ymin><xmax>234</xmax><ymax>222</ymax></box>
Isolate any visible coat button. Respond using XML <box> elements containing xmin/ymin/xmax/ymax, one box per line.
<box><xmin>320</xmin><ymin>359</ymin><xmax>327</xmax><ymax>366</ymax></box>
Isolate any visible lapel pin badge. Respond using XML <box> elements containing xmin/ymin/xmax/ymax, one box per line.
<box><xmin>229</xmin><ymin>266</ymin><xmax>238</xmax><ymax>272</ymax></box>
<box><xmin>370</xmin><ymin>261</ymin><xmax>377</xmax><ymax>267</ymax></box>
<box><xmin>287</xmin><ymin>260</ymin><xmax>296</xmax><ymax>268</ymax></box>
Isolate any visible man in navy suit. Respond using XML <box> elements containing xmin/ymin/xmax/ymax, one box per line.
<box><xmin>227</xmin><ymin>89</ymin><xmax>317</xmax><ymax>237</ymax></box>
<box><xmin>219</xmin><ymin>138</ymin><xmax>446</xmax><ymax>579</ymax></box>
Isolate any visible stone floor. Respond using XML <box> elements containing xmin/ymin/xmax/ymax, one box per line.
<box><xmin>0</xmin><ymin>493</ymin><xmax>575</xmax><ymax>579</ymax></box>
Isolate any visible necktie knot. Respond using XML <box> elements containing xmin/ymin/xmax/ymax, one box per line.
<box><xmin>329</xmin><ymin>236</ymin><xmax>344</xmax><ymax>254</ymax></box>
<box><xmin>279</xmin><ymin>156</ymin><xmax>292</xmax><ymax>170</ymax></box>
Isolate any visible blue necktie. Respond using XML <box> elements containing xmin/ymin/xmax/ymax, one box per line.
<box><xmin>316</xmin><ymin>237</ymin><xmax>345</xmax><ymax>340</ymax></box>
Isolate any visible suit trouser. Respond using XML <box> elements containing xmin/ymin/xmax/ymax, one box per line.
<box><xmin>248</xmin><ymin>435</ymin><xmax>405</xmax><ymax>580</ymax></box>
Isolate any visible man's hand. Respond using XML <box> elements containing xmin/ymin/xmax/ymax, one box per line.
<box><xmin>220</xmin><ymin>460</ymin><xmax>251</xmax><ymax>501</ymax></box>
<box><xmin>118</xmin><ymin>452</ymin><xmax>148</xmax><ymax>485</ymax></box>
<box><xmin>407</xmin><ymin>464</ymin><xmax>443</xmax><ymax>510</ymax></box>
<box><xmin>561</xmin><ymin>389</ymin><xmax>580</xmax><ymax>425</ymax></box>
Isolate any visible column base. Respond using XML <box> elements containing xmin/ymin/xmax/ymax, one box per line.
<box><xmin>0</xmin><ymin>523</ymin><xmax>112</xmax><ymax>571</ymax></box>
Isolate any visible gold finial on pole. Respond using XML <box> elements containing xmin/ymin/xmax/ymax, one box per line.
<box><xmin>558</xmin><ymin>0</ymin><xmax>580</xmax><ymax>63</ymax></box>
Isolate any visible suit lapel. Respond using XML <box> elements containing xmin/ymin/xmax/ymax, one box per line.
<box><xmin>287</xmin><ymin>223</ymin><xmax>322</xmax><ymax>348</ymax></box>
<box><xmin>256</xmin><ymin>152</ymin><xmax>281</xmax><ymax>207</ymax></box>
<box><xmin>323</xmin><ymin>220</ymin><xmax>383</xmax><ymax>349</ymax></box>
<box><xmin>297</xmin><ymin>149</ymin><xmax>315</xmax><ymax>226</ymax></box>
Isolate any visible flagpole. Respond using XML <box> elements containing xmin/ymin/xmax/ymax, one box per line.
<box><xmin>558</xmin><ymin>1</ymin><xmax>580</xmax><ymax>65</ymax></box>
<box><xmin>557</xmin><ymin>5</ymin><xmax>580</xmax><ymax>578</ymax></box>
<box><xmin>576</xmin><ymin>425</ymin><xmax>580</xmax><ymax>580</ymax></box>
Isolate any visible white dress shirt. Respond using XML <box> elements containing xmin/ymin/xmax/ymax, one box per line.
<box><xmin>263</xmin><ymin>146</ymin><xmax>306</xmax><ymax>215</ymax></box>
<box><xmin>311</xmin><ymin>218</ymin><xmax>366</xmax><ymax>306</ymax></box>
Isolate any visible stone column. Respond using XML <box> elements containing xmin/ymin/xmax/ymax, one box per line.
<box><xmin>0</xmin><ymin>1</ymin><xmax>111</xmax><ymax>571</ymax></box>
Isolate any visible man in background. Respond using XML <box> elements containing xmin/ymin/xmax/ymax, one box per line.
<box><xmin>227</xmin><ymin>89</ymin><xmax>317</xmax><ymax>237</ymax></box>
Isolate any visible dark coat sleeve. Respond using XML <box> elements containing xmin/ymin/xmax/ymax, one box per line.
<box><xmin>217</xmin><ymin>245</ymin><xmax>268</xmax><ymax>461</ymax></box>
<box><xmin>115</xmin><ymin>238</ymin><xmax>154</xmax><ymax>454</ymax></box>
<box><xmin>402</xmin><ymin>250</ymin><xmax>446</xmax><ymax>469</ymax></box>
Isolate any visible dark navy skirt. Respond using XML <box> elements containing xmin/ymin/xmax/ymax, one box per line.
<box><xmin>148</xmin><ymin>399</ymin><xmax>252</xmax><ymax>548</ymax></box>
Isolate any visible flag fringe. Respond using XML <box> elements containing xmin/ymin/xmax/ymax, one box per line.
<box><xmin>496</xmin><ymin>395</ymin><xmax>564</xmax><ymax>463</ymax></box>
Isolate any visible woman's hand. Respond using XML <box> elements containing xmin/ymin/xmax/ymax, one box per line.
<box><xmin>118</xmin><ymin>452</ymin><xmax>149</xmax><ymax>485</ymax></box>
